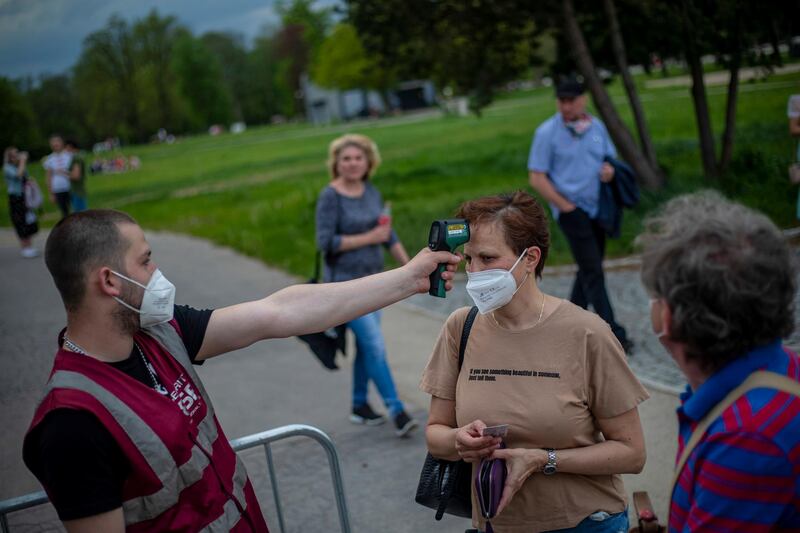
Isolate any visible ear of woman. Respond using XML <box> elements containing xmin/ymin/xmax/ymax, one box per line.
<box><xmin>523</xmin><ymin>246</ymin><xmax>541</xmax><ymax>273</ymax></box>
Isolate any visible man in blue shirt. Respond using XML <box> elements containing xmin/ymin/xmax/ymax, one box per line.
<box><xmin>528</xmin><ymin>78</ymin><xmax>630</xmax><ymax>352</ymax></box>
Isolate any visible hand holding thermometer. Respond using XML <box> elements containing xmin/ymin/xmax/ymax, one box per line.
<box><xmin>427</xmin><ymin>219</ymin><xmax>469</xmax><ymax>297</ymax></box>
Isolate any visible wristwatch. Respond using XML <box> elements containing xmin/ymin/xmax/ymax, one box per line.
<box><xmin>542</xmin><ymin>448</ymin><xmax>557</xmax><ymax>475</ymax></box>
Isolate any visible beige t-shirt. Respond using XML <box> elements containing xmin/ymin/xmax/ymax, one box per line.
<box><xmin>420</xmin><ymin>300</ymin><xmax>649</xmax><ymax>533</ymax></box>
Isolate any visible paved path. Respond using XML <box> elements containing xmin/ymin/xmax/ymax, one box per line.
<box><xmin>644</xmin><ymin>63</ymin><xmax>800</xmax><ymax>89</ymax></box>
<box><xmin>0</xmin><ymin>229</ymin><xmax>687</xmax><ymax>531</ymax></box>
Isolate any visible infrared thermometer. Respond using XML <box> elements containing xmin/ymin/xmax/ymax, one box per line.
<box><xmin>427</xmin><ymin>219</ymin><xmax>469</xmax><ymax>298</ymax></box>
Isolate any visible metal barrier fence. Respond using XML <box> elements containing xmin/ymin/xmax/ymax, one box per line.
<box><xmin>0</xmin><ymin>423</ymin><xmax>351</xmax><ymax>533</ymax></box>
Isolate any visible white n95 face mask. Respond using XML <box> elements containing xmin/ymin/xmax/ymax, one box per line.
<box><xmin>112</xmin><ymin>269</ymin><xmax>176</xmax><ymax>327</ymax></box>
<box><xmin>465</xmin><ymin>250</ymin><xmax>529</xmax><ymax>315</ymax></box>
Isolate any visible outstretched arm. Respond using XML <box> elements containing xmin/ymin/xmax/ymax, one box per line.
<box><xmin>196</xmin><ymin>248</ymin><xmax>460</xmax><ymax>360</ymax></box>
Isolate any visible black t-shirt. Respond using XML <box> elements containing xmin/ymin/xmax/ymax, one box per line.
<box><xmin>23</xmin><ymin>305</ymin><xmax>213</xmax><ymax>521</ymax></box>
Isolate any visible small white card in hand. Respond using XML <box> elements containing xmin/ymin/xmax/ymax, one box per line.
<box><xmin>481</xmin><ymin>424</ymin><xmax>508</xmax><ymax>438</ymax></box>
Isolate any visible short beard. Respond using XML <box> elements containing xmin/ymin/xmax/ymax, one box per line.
<box><xmin>113</xmin><ymin>282</ymin><xmax>143</xmax><ymax>335</ymax></box>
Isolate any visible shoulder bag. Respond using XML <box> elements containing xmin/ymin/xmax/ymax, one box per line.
<box><xmin>414</xmin><ymin>306</ymin><xmax>479</xmax><ymax>520</ymax></box>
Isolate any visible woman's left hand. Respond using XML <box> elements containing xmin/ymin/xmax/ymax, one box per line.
<box><xmin>490</xmin><ymin>447</ymin><xmax>549</xmax><ymax>515</ymax></box>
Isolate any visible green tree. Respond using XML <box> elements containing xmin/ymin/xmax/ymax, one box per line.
<box><xmin>349</xmin><ymin>0</ymin><xmax>796</xmax><ymax>189</ymax></box>
<box><xmin>667</xmin><ymin>0</ymin><xmax>794</xmax><ymax>178</ymax></box>
<box><xmin>25</xmin><ymin>74</ymin><xmax>87</xmax><ymax>146</ymax></box>
<box><xmin>558</xmin><ymin>0</ymin><xmax>664</xmax><ymax>189</ymax></box>
<box><xmin>74</xmin><ymin>15</ymin><xmax>142</xmax><ymax>141</ymax></box>
<box><xmin>273</xmin><ymin>0</ymin><xmax>333</xmax><ymax>117</ymax></box>
<box><xmin>0</xmin><ymin>77</ymin><xmax>42</xmax><ymax>153</ymax></box>
<box><xmin>347</xmin><ymin>0</ymin><xmax>542</xmax><ymax>115</ymax></box>
<box><xmin>201</xmin><ymin>31</ymin><xmax>249</xmax><ymax>121</ymax></box>
<box><xmin>312</xmin><ymin>23</ymin><xmax>395</xmax><ymax>103</ymax></box>
<box><xmin>240</xmin><ymin>27</ymin><xmax>290</xmax><ymax>123</ymax></box>
<box><xmin>556</xmin><ymin>0</ymin><xmax>798</xmax><ymax>180</ymax></box>
<box><xmin>276</xmin><ymin>0</ymin><xmax>331</xmax><ymax>59</ymax></box>
<box><xmin>132</xmin><ymin>9</ymin><xmax>183</xmax><ymax>134</ymax></box>
<box><xmin>171</xmin><ymin>30</ymin><xmax>233</xmax><ymax>130</ymax></box>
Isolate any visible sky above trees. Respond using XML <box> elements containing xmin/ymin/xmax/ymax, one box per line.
<box><xmin>0</xmin><ymin>0</ymin><xmax>288</xmax><ymax>78</ymax></box>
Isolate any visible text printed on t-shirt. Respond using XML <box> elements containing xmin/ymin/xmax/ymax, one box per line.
<box><xmin>467</xmin><ymin>367</ymin><xmax>561</xmax><ymax>381</ymax></box>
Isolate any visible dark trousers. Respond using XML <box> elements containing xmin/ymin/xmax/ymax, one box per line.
<box><xmin>54</xmin><ymin>191</ymin><xmax>71</xmax><ymax>219</ymax></box>
<box><xmin>557</xmin><ymin>208</ymin><xmax>627</xmax><ymax>345</ymax></box>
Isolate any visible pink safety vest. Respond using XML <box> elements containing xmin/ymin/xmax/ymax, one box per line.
<box><xmin>24</xmin><ymin>321</ymin><xmax>270</xmax><ymax>532</ymax></box>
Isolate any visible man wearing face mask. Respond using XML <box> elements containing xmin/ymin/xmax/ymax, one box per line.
<box><xmin>527</xmin><ymin>77</ymin><xmax>631</xmax><ymax>353</ymax></box>
<box><xmin>638</xmin><ymin>191</ymin><xmax>800</xmax><ymax>531</ymax></box>
<box><xmin>22</xmin><ymin>209</ymin><xmax>460</xmax><ymax>533</ymax></box>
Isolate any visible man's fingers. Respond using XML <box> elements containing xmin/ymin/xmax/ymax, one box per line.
<box><xmin>445</xmin><ymin>255</ymin><xmax>462</xmax><ymax>272</ymax></box>
<box><xmin>428</xmin><ymin>250</ymin><xmax>461</xmax><ymax>265</ymax></box>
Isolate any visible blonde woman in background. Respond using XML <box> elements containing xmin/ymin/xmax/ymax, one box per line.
<box><xmin>315</xmin><ymin>133</ymin><xmax>418</xmax><ymax>437</ymax></box>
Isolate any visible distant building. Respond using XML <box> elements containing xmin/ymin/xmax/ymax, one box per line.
<box><xmin>301</xmin><ymin>75</ymin><xmax>436</xmax><ymax>125</ymax></box>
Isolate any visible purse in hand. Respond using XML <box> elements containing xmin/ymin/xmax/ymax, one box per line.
<box><xmin>415</xmin><ymin>306</ymin><xmax>479</xmax><ymax>520</ymax></box>
<box><xmin>475</xmin><ymin>442</ymin><xmax>507</xmax><ymax>533</ymax></box>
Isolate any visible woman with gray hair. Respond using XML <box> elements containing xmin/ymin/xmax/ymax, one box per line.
<box><xmin>638</xmin><ymin>190</ymin><xmax>800</xmax><ymax>531</ymax></box>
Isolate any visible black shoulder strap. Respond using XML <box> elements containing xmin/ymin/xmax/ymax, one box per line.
<box><xmin>458</xmin><ymin>306</ymin><xmax>479</xmax><ymax>371</ymax></box>
<box><xmin>432</xmin><ymin>306</ymin><xmax>478</xmax><ymax>521</ymax></box>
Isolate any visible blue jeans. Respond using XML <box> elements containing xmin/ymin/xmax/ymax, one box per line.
<box><xmin>348</xmin><ymin>311</ymin><xmax>404</xmax><ymax>418</ymax></box>
<box><xmin>71</xmin><ymin>194</ymin><xmax>87</xmax><ymax>212</ymax></box>
<box><xmin>543</xmin><ymin>509</ymin><xmax>629</xmax><ymax>533</ymax></box>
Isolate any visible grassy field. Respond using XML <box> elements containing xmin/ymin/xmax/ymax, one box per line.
<box><xmin>6</xmin><ymin>69</ymin><xmax>799</xmax><ymax>277</ymax></box>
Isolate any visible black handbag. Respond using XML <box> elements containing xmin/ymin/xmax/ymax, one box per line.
<box><xmin>297</xmin><ymin>250</ymin><xmax>347</xmax><ymax>370</ymax></box>
<box><xmin>414</xmin><ymin>306</ymin><xmax>479</xmax><ymax>520</ymax></box>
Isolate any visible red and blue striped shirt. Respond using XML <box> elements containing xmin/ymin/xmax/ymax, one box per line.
<box><xmin>669</xmin><ymin>340</ymin><xmax>800</xmax><ymax>532</ymax></box>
